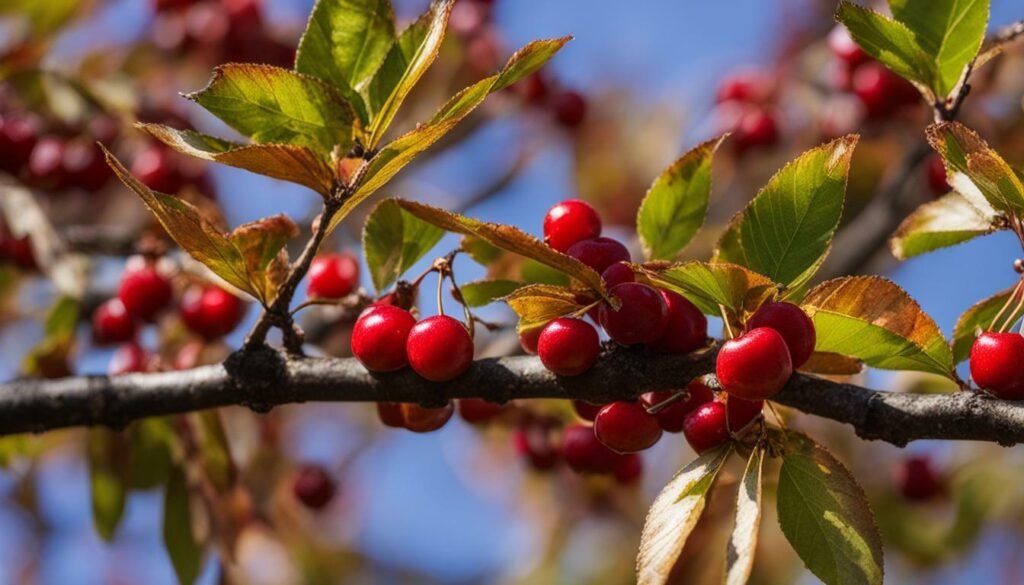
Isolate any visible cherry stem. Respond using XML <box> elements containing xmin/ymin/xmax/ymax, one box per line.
<box><xmin>719</xmin><ymin>304</ymin><xmax>735</xmax><ymax>340</ymax></box>
<box><xmin>991</xmin><ymin>279</ymin><xmax>1024</xmax><ymax>333</ymax></box>
<box><xmin>644</xmin><ymin>389</ymin><xmax>689</xmax><ymax>415</ymax></box>
<box><xmin>571</xmin><ymin>300</ymin><xmax>601</xmax><ymax>319</ymax></box>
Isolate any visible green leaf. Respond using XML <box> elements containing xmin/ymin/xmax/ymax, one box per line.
<box><xmin>458</xmin><ymin>278</ymin><xmax>522</xmax><ymax>307</ymax></box>
<box><xmin>186</xmin><ymin>64</ymin><xmax>356</xmax><ymax>154</ymax></box>
<box><xmin>504</xmin><ymin>284</ymin><xmax>597</xmax><ymax>334</ymax></box>
<box><xmin>637</xmin><ymin>136</ymin><xmax>725</xmax><ymax>261</ymax></box>
<box><xmin>926</xmin><ymin>122</ymin><xmax>1024</xmax><ymax>217</ymax></box>
<box><xmin>137</xmin><ymin>124</ymin><xmax>335</xmax><ymax>198</ymax></box>
<box><xmin>364</xmin><ymin>9</ymin><xmax>432</xmax><ymax>117</ymax></box>
<box><xmin>725</xmin><ymin>446</ymin><xmax>765</xmax><ymax>585</ymax></box>
<box><xmin>643</xmin><ymin>261</ymin><xmax>778</xmax><ymax>319</ymax></box>
<box><xmin>711</xmin><ymin>215</ymin><xmax>747</xmax><ymax>266</ymax></box>
<box><xmin>636</xmin><ymin>445</ymin><xmax>732</xmax><ymax>585</ymax></box>
<box><xmin>362</xmin><ymin>198</ymin><xmax>445</xmax><ymax>292</ymax></box>
<box><xmin>777</xmin><ymin>432</ymin><xmax>883</xmax><ymax>585</ymax></box>
<box><xmin>127</xmin><ymin>419</ymin><xmax>175</xmax><ymax>490</ymax></box>
<box><xmin>0</xmin><ymin>0</ymin><xmax>82</xmax><ymax>38</ymax></box>
<box><xmin>195</xmin><ymin>412</ymin><xmax>233</xmax><ymax>492</ymax></box>
<box><xmin>836</xmin><ymin>2</ymin><xmax>935</xmax><ymax>94</ymax></box>
<box><xmin>520</xmin><ymin>259</ymin><xmax>571</xmax><ymax>286</ymax></box>
<box><xmin>87</xmin><ymin>428</ymin><xmax>128</xmax><ymax>542</ymax></box>
<box><xmin>364</xmin><ymin>0</ymin><xmax>453</xmax><ymax>149</ymax></box>
<box><xmin>889</xmin><ymin>0</ymin><xmax>989</xmax><ymax>97</ymax></box>
<box><xmin>890</xmin><ymin>192</ymin><xmax>998</xmax><ymax>259</ymax></box>
<box><xmin>23</xmin><ymin>296</ymin><xmax>78</xmax><ymax>378</ymax></box>
<box><xmin>227</xmin><ymin>215</ymin><xmax>299</xmax><ymax>304</ymax></box>
<box><xmin>952</xmin><ymin>287</ymin><xmax>1019</xmax><ymax>363</ymax></box>
<box><xmin>164</xmin><ymin>468</ymin><xmax>203</xmax><ymax>585</ymax></box>
<box><xmin>801</xmin><ymin>276</ymin><xmax>954</xmax><ymax>377</ymax></box>
<box><xmin>737</xmin><ymin>135</ymin><xmax>858</xmax><ymax>290</ymax></box>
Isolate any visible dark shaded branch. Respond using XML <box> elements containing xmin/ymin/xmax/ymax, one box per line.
<box><xmin>2</xmin><ymin>345</ymin><xmax>1022</xmax><ymax>447</ymax></box>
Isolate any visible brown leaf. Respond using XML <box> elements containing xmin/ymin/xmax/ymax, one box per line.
<box><xmin>504</xmin><ymin>284</ymin><xmax>598</xmax><ymax>334</ymax></box>
<box><xmin>228</xmin><ymin>215</ymin><xmax>299</xmax><ymax>304</ymax></box>
<box><xmin>799</xmin><ymin>352</ymin><xmax>865</xmax><ymax>376</ymax></box>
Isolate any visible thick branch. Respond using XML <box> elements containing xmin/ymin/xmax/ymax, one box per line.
<box><xmin>2</xmin><ymin>345</ymin><xmax>1022</xmax><ymax>447</ymax></box>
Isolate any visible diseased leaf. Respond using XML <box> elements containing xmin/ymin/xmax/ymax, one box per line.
<box><xmin>800</xmin><ymin>352</ymin><xmax>865</xmax><ymax>376</ymax></box>
<box><xmin>228</xmin><ymin>215</ymin><xmax>298</xmax><ymax>304</ymax></box>
<box><xmin>952</xmin><ymin>287</ymin><xmax>1019</xmax><ymax>363</ymax></box>
<box><xmin>138</xmin><ymin>124</ymin><xmax>335</xmax><ymax>197</ymax></box>
<box><xmin>186</xmin><ymin>64</ymin><xmax>356</xmax><ymax>153</ymax></box>
<box><xmin>643</xmin><ymin>261</ymin><xmax>777</xmax><ymax>319</ymax></box>
<box><xmin>504</xmin><ymin>284</ymin><xmax>597</xmax><ymax>334</ymax></box>
<box><xmin>458</xmin><ymin>278</ymin><xmax>522</xmax><ymax>307</ymax></box>
<box><xmin>890</xmin><ymin>192</ymin><xmax>998</xmax><ymax>259</ymax></box>
<box><xmin>636</xmin><ymin>445</ymin><xmax>732</xmax><ymax>585</ymax></box>
<box><xmin>364</xmin><ymin>9</ymin><xmax>432</xmax><ymax>116</ymax></box>
<box><xmin>801</xmin><ymin>276</ymin><xmax>954</xmax><ymax>377</ymax></box>
<box><xmin>836</xmin><ymin>2</ymin><xmax>934</xmax><ymax>94</ymax></box>
<box><xmin>637</xmin><ymin>136</ymin><xmax>725</xmax><ymax>261</ymax></box>
<box><xmin>362</xmin><ymin>198</ymin><xmax>444</xmax><ymax>292</ymax></box>
<box><xmin>87</xmin><ymin>428</ymin><xmax>128</xmax><ymax>542</ymax></box>
<box><xmin>926</xmin><ymin>122</ymin><xmax>1024</xmax><ymax>217</ymax></box>
<box><xmin>777</xmin><ymin>432</ymin><xmax>883</xmax><ymax>585</ymax></box>
<box><xmin>738</xmin><ymin>135</ymin><xmax>857</xmax><ymax>290</ymax></box>
<box><xmin>164</xmin><ymin>468</ymin><xmax>203</xmax><ymax>585</ymax></box>
<box><xmin>725</xmin><ymin>446</ymin><xmax>764</xmax><ymax>585</ymax></box>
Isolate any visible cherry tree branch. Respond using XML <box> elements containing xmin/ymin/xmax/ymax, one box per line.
<box><xmin>1</xmin><ymin>345</ymin><xmax>1020</xmax><ymax>447</ymax></box>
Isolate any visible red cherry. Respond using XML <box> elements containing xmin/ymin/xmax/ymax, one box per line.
<box><xmin>223</xmin><ymin>0</ymin><xmax>263</xmax><ymax>27</ymax></box>
<box><xmin>613</xmin><ymin>453</ymin><xmax>643</xmax><ymax>485</ymax></box>
<box><xmin>406</xmin><ymin>315</ymin><xmax>474</xmax><ymax>382</ymax></box>
<box><xmin>543</xmin><ymin>199</ymin><xmax>602</xmax><ymax>254</ymax></box>
<box><xmin>725</xmin><ymin>395</ymin><xmax>763</xmax><ymax>432</ymax></box>
<box><xmin>180</xmin><ymin>285</ymin><xmax>246</xmax><ymax>339</ymax></box>
<box><xmin>292</xmin><ymin>465</ymin><xmax>336</xmax><ymax>510</ymax></box>
<box><xmin>307</xmin><ymin>253</ymin><xmax>360</xmax><ymax>299</ymax></box>
<box><xmin>566</xmin><ymin>237</ymin><xmax>630</xmax><ymax>273</ymax></box>
<box><xmin>184</xmin><ymin>1</ymin><xmax>230</xmax><ymax>46</ymax></box>
<box><xmin>92</xmin><ymin>298</ymin><xmax>137</xmax><ymax>345</ymax></box>
<box><xmin>733</xmin><ymin>108</ymin><xmax>779</xmax><ymax>154</ymax></box>
<box><xmin>0</xmin><ymin>234</ymin><xmax>37</xmax><ymax>270</ymax></box>
<box><xmin>27</xmin><ymin>137</ymin><xmax>67</xmax><ymax>189</ymax></box>
<box><xmin>351</xmin><ymin>305</ymin><xmax>416</xmax><ymax>372</ymax></box>
<box><xmin>401</xmin><ymin>402</ymin><xmax>455</xmax><ymax>433</ymax></box>
<box><xmin>970</xmin><ymin>332</ymin><xmax>1024</xmax><ymax>399</ymax></box>
<box><xmin>572</xmin><ymin>400</ymin><xmax>605</xmax><ymax>422</ymax></box>
<box><xmin>600</xmin><ymin>262</ymin><xmax>634</xmax><ymax>288</ymax></box>
<box><xmin>465</xmin><ymin>31</ymin><xmax>502</xmax><ymax>73</ymax></box>
<box><xmin>537</xmin><ymin>317</ymin><xmax>599</xmax><ymax>376</ymax></box>
<box><xmin>0</xmin><ymin>114</ymin><xmax>40</xmax><ymax>173</ymax></box>
<box><xmin>132</xmin><ymin>144</ymin><xmax>182</xmax><ymax>193</ymax></box>
<box><xmin>716</xmin><ymin>70</ymin><xmax>772</xmax><ymax>104</ymax></box>
<box><xmin>647</xmin><ymin>289</ymin><xmax>706</xmax><ymax>354</ymax></box>
<box><xmin>716</xmin><ymin>327</ymin><xmax>793</xmax><ymax>400</ymax></box>
<box><xmin>457</xmin><ymin>399</ymin><xmax>505</xmax><ymax>424</ymax></box>
<box><xmin>551</xmin><ymin>90</ymin><xmax>586</xmax><ymax>127</ymax></box>
<box><xmin>562</xmin><ymin>423</ymin><xmax>621</xmax><ymax>474</ymax></box>
<box><xmin>746</xmin><ymin>302</ymin><xmax>816</xmax><ymax>368</ymax></box>
<box><xmin>377</xmin><ymin>402</ymin><xmax>407</xmax><ymax>428</ymax></box>
<box><xmin>118</xmin><ymin>262</ymin><xmax>173</xmax><ymax>322</ymax></box>
<box><xmin>594</xmin><ymin>401</ymin><xmax>662</xmax><ymax>453</ymax></box>
<box><xmin>897</xmin><ymin>455</ymin><xmax>944</xmax><ymax>502</ymax></box>
<box><xmin>925</xmin><ymin>154</ymin><xmax>950</xmax><ymax>196</ymax></box>
<box><xmin>62</xmin><ymin>140</ymin><xmax>111</xmax><ymax>193</ymax></box>
<box><xmin>853</xmin><ymin>63</ymin><xmax>918</xmax><ymax>118</ymax></box>
<box><xmin>518</xmin><ymin>327</ymin><xmax>541</xmax><ymax>355</ymax></box>
<box><xmin>514</xmin><ymin>72</ymin><xmax>549</xmax><ymax>106</ymax></box>
<box><xmin>640</xmin><ymin>379</ymin><xmax>715</xmax><ymax>433</ymax></box>
<box><xmin>514</xmin><ymin>419</ymin><xmax>562</xmax><ymax>471</ymax></box>
<box><xmin>598</xmin><ymin>283</ymin><xmax>668</xmax><ymax>345</ymax></box>
<box><xmin>109</xmin><ymin>342</ymin><xmax>149</xmax><ymax>376</ymax></box>
<box><xmin>682</xmin><ymin>402</ymin><xmax>730</xmax><ymax>454</ymax></box>
<box><xmin>828</xmin><ymin>26</ymin><xmax>868</xmax><ymax>67</ymax></box>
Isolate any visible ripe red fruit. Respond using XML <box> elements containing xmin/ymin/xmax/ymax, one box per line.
<box><xmin>537</xmin><ymin>317</ymin><xmax>599</xmax><ymax>376</ymax></box>
<box><xmin>0</xmin><ymin>114</ymin><xmax>40</xmax><ymax>173</ymax></box>
<box><xmin>716</xmin><ymin>327</ymin><xmax>793</xmax><ymax>400</ymax></box>
<box><xmin>27</xmin><ymin>137</ymin><xmax>66</xmax><ymax>189</ymax></box>
<box><xmin>514</xmin><ymin>72</ymin><xmax>549</xmax><ymax>106</ymax></box>
<box><xmin>132</xmin><ymin>144</ymin><xmax>182</xmax><ymax>193</ymax></box>
<box><xmin>406</xmin><ymin>315</ymin><xmax>474</xmax><ymax>382</ymax></box>
<box><xmin>897</xmin><ymin>455</ymin><xmax>944</xmax><ymax>502</ymax></box>
<box><xmin>551</xmin><ymin>90</ymin><xmax>586</xmax><ymax>127</ymax></box>
<box><xmin>648</xmin><ymin>290</ymin><xmax>706</xmax><ymax>354</ymax></box>
<box><xmin>614</xmin><ymin>453</ymin><xmax>643</xmax><ymax>485</ymax></box>
<box><xmin>543</xmin><ymin>199</ymin><xmax>602</xmax><ymax>254</ymax></box>
<box><xmin>598</xmin><ymin>283</ymin><xmax>668</xmax><ymax>345</ymax></box>
<box><xmin>683</xmin><ymin>402</ymin><xmax>730</xmax><ymax>454</ymax></box>
<box><xmin>92</xmin><ymin>298</ymin><xmax>137</xmax><ymax>345</ymax></box>
<box><xmin>562</xmin><ymin>423</ymin><xmax>621</xmax><ymax>474</ymax></box>
<box><xmin>640</xmin><ymin>379</ymin><xmax>715</xmax><ymax>433</ymax></box>
<box><xmin>62</xmin><ymin>140</ymin><xmax>111</xmax><ymax>193</ymax></box>
<box><xmin>377</xmin><ymin>402</ymin><xmax>407</xmax><ymax>428</ymax></box>
<box><xmin>457</xmin><ymin>399</ymin><xmax>505</xmax><ymax>424</ymax></box>
<box><xmin>600</xmin><ymin>262</ymin><xmax>634</xmax><ymax>288</ymax></box>
<box><xmin>970</xmin><ymin>332</ymin><xmax>1024</xmax><ymax>399</ymax></box>
<box><xmin>292</xmin><ymin>465</ymin><xmax>336</xmax><ymax>510</ymax></box>
<box><xmin>566</xmin><ymin>237</ymin><xmax>630</xmax><ymax>273</ymax></box>
<box><xmin>180</xmin><ymin>285</ymin><xmax>246</xmax><ymax>339</ymax></box>
<box><xmin>733</xmin><ymin>108</ymin><xmax>779</xmax><ymax>153</ymax></box>
<box><xmin>746</xmin><ymin>302</ymin><xmax>816</xmax><ymax>368</ymax></box>
<box><xmin>514</xmin><ymin>420</ymin><xmax>561</xmax><ymax>471</ymax></box>
<box><xmin>594</xmin><ymin>401</ymin><xmax>663</xmax><ymax>453</ymax></box>
<box><xmin>118</xmin><ymin>263</ymin><xmax>173</xmax><ymax>322</ymax></box>
<box><xmin>351</xmin><ymin>305</ymin><xmax>416</xmax><ymax>372</ymax></box>
<box><xmin>716</xmin><ymin>70</ymin><xmax>772</xmax><ymax>104</ymax></box>
<box><xmin>0</xmin><ymin>234</ymin><xmax>37</xmax><ymax>270</ymax></box>
<box><xmin>377</xmin><ymin>402</ymin><xmax>454</xmax><ymax>432</ymax></box>
<box><xmin>518</xmin><ymin>327</ymin><xmax>541</xmax><ymax>355</ymax></box>
<box><xmin>725</xmin><ymin>395</ymin><xmax>763</xmax><ymax>432</ymax></box>
<box><xmin>572</xmin><ymin>400</ymin><xmax>605</xmax><ymax>422</ymax></box>
<box><xmin>307</xmin><ymin>253</ymin><xmax>360</xmax><ymax>299</ymax></box>
<box><xmin>852</xmin><ymin>62</ymin><xmax>918</xmax><ymax>118</ymax></box>
<box><xmin>925</xmin><ymin>154</ymin><xmax>950</xmax><ymax>196</ymax></box>
<box><xmin>828</xmin><ymin>26</ymin><xmax>868</xmax><ymax>67</ymax></box>
<box><xmin>109</xmin><ymin>342</ymin><xmax>149</xmax><ymax>376</ymax></box>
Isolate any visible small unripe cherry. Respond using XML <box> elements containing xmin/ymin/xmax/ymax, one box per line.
<box><xmin>598</xmin><ymin>283</ymin><xmax>668</xmax><ymax>345</ymax></box>
<box><xmin>614</xmin><ymin>453</ymin><xmax>643</xmax><ymax>485</ymax></box>
<box><xmin>537</xmin><ymin>317</ymin><xmax>599</xmax><ymax>376</ymax></box>
<box><xmin>600</xmin><ymin>262</ymin><xmax>634</xmax><ymax>288</ymax></box>
<box><xmin>925</xmin><ymin>154</ymin><xmax>950</xmax><ymax>196</ymax></box>
<box><xmin>518</xmin><ymin>327</ymin><xmax>541</xmax><ymax>355</ymax></box>
<box><xmin>92</xmin><ymin>298</ymin><xmax>137</xmax><ymax>346</ymax></box>
<box><xmin>401</xmin><ymin>402</ymin><xmax>455</xmax><ymax>433</ymax></box>
<box><xmin>640</xmin><ymin>379</ymin><xmax>715</xmax><ymax>433</ymax></box>
<box><xmin>118</xmin><ymin>262</ymin><xmax>173</xmax><ymax>322</ymax></box>
<box><xmin>551</xmin><ymin>90</ymin><xmax>586</xmax><ymax>127</ymax></box>
<box><xmin>897</xmin><ymin>455</ymin><xmax>944</xmax><ymax>502</ymax></box>
<box><xmin>746</xmin><ymin>301</ymin><xmax>816</xmax><ymax>368</ymax></box>
<box><xmin>109</xmin><ymin>342</ymin><xmax>149</xmax><ymax>376</ymax></box>
<box><xmin>970</xmin><ymin>332</ymin><xmax>1024</xmax><ymax>399</ymax></box>
<box><xmin>647</xmin><ymin>289</ymin><xmax>706</xmax><ymax>354</ymax></box>
<box><xmin>594</xmin><ymin>401</ymin><xmax>662</xmax><ymax>453</ymax></box>
<box><xmin>725</xmin><ymin>395</ymin><xmax>763</xmax><ymax>432</ymax></box>
<box><xmin>292</xmin><ymin>464</ymin><xmax>336</xmax><ymax>510</ymax></box>
<box><xmin>406</xmin><ymin>315</ymin><xmax>474</xmax><ymax>382</ymax></box>
<box><xmin>543</xmin><ymin>199</ymin><xmax>602</xmax><ymax>253</ymax></box>
<box><xmin>307</xmin><ymin>253</ymin><xmax>360</xmax><ymax>299</ymax></box>
<box><xmin>562</xmin><ymin>423</ymin><xmax>621</xmax><ymax>474</ymax></box>
<box><xmin>828</xmin><ymin>25</ymin><xmax>868</xmax><ymax>67</ymax></box>
<box><xmin>572</xmin><ymin>400</ymin><xmax>605</xmax><ymax>422</ymax></box>
<box><xmin>514</xmin><ymin>419</ymin><xmax>562</xmax><ymax>471</ymax></box>
<box><xmin>457</xmin><ymin>399</ymin><xmax>506</xmax><ymax>424</ymax></box>
<box><xmin>683</xmin><ymin>402</ymin><xmax>730</xmax><ymax>454</ymax></box>
<box><xmin>716</xmin><ymin>327</ymin><xmax>793</xmax><ymax>400</ymax></box>
<box><xmin>180</xmin><ymin>285</ymin><xmax>247</xmax><ymax>339</ymax></box>
<box><xmin>351</xmin><ymin>305</ymin><xmax>416</xmax><ymax>372</ymax></box>
<box><xmin>566</xmin><ymin>237</ymin><xmax>630</xmax><ymax>274</ymax></box>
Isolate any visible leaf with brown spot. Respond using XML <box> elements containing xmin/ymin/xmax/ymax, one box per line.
<box><xmin>926</xmin><ymin>122</ymin><xmax>1024</xmax><ymax>217</ymax></box>
<box><xmin>504</xmin><ymin>284</ymin><xmax>597</xmax><ymax>334</ymax></box>
<box><xmin>799</xmin><ymin>352</ymin><xmax>865</xmax><ymax>376</ymax></box>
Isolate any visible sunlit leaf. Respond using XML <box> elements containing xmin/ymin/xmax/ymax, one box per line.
<box><xmin>836</xmin><ymin>2</ymin><xmax>934</xmax><ymax>94</ymax></box>
<box><xmin>799</xmin><ymin>352</ymin><xmax>865</xmax><ymax>376</ymax></box>
<box><xmin>643</xmin><ymin>261</ymin><xmax>777</xmax><ymax>319</ymax></box>
<box><xmin>227</xmin><ymin>215</ymin><xmax>298</xmax><ymax>304</ymax></box>
<box><xmin>725</xmin><ymin>445</ymin><xmax>764</xmax><ymax>585</ymax></box>
<box><xmin>459</xmin><ymin>278</ymin><xmax>522</xmax><ymax>307</ymax></box>
<box><xmin>164</xmin><ymin>468</ymin><xmax>203</xmax><ymax>585</ymax></box>
<box><xmin>504</xmin><ymin>284</ymin><xmax>597</xmax><ymax>334</ymax></box>
<box><xmin>926</xmin><ymin>122</ymin><xmax>1024</xmax><ymax>217</ymax></box>
<box><xmin>362</xmin><ymin>198</ymin><xmax>445</xmax><ymax>292</ymax></box>
<box><xmin>87</xmin><ymin>428</ymin><xmax>128</xmax><ymax>542</ymax></box>
<box><xmin>890</xmin><ymin>192</ymin><xmax>998</xmax><ymax>260</ymax></box>
<box><xmin>364</xmin><ymin>8</ymin><xmax>432</xmax><ymax>117</ymax></box>
<box><xmin>952</xmin><ymin>287</ymin><xmax>1019</xmax><ymax>364</ymax></box>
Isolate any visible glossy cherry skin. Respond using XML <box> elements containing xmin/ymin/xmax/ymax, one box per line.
<box><xmin>514</xmin><ymin>419</ymin><xmax>562</xmax><ymax>471</ymax></box>
<box><xmin>828</xmin><ymin>25</ymin><xmax>868</xmax><ymax>67</ymax></box>
<box><xmin>640</xmin><ymin>379</ymin><xmax>715</xmax><ymax>433</ymax></box>
<box><xmin>599</xmin><ymin>283</ymin><xmax>668</xmax><ymax>345</ymax></box>
<box><xmin>648</xmin><ymin>290</ymin><xmax>707</xmax><ymax>354</ymax></box>
<box><xmin>746</xmin><ymin>301</ymin><xmax>816</xmax><ymax>368</ymax></box>
<box><xmin>566</xmin><ymin>237</ymin><xmax>630</xmax><ymax>274</ymax></box>
<box><xmin>716</xmin><ymin>327</ymin><xmax>793</xmax><ymax>400</ymax></box>
<box><xmin>109</xmin><ymin>342</ymin><xmax>149</xmax><ymax>376</ymax></box>
<box><xmin>614</xmin><ymin>453</ymin><xmax>643</xmax><ymax>485</ymax></box>
<box><xmin>292</xmin><ymin>465</ymin><xmax>336</xmax><ymax>510</ymax></box>
<box><xmin>307</xmin><ymin>253</ymin><xmax>360</xmax><ymax>299</ymax></box>
<box><xmin>377</xmin><ymin>402</ymin><xmax>454</xmax><ymax>432</ymax></box>
<box><xmin>118</xmin><ymin>263</ymin><xmax>173</xmax><ymax>322</ymax></box>
<box><xmin>406</xmin><ymin>315</ymin><xmax>474</xmax><ymax>382</ymax></box>
<box><xmin>594</xmin><ymin>401</ymin><xmax>662</xmax><ymax>454</ymax></box>
<box><xmin>572</xmin><ymin>400</ymin><xmax>605</xmax><ymax>422</ymax></box>
<box><xmin>926</xmin><ymin>155</ymin><xmax>950</xmax><ymax>196</ymax></box>
<box><xmin>725</xmin><ymin>395</ymin><xmax>763</xmax><ymax>432</ymax></box>
<box><xmin>600</xmin><ymin>262</ymin><xmax>635</xmax><ymax>288</ymax></box>
<box><xmin>537</xmin><ymin>317</ymin><xmax>599</xmax><ymax>376</ymax></box>
<box><xmin>897</xmin><ymin>455</ymin><xmax>944</xmax><ymax>502</ymax></box>
<box><xmin>543</xmin><ymin>199</ymin><xmax>602</xmax><ymax>253</ymax></box>
<box><xmin>562</xmin><ymin>423</ymin><xmax>622</xmax><ymax>474</ymax></box>
<box><xmin>351</xmin><ymin>305</ymin><xmax>416</xmax><ymax>372</ymax></box>
<box><xmin>92</xmin><ymin>298</ymin><xmax>138</xmax><ymax>345</ymax></box>
<box><xmin>551</xmin><ymin>90</ymin><xmax>586</xmax><ymax>127</ymax></box>
<box><xmin>180</xmin><ymin>285</ymin><xmax>247</xmax><ymax>339</ymax></box>
<box><xmin>683</xmin><ymin>402</ymin><xmax>730</xmax><ymax>454</ymax></box>
<box><xmin>518</xmin><ymin>327</ymin><xmax>541</xmax><ymax>355</ymax></box>
<box><xmin>457</xmin><ymin>399</ymin><xmax>506</xmax><ymax>424</ymax></box>
<box><xmin>970</xmin><ymin>332</ymin><xmax>1024</xmax><ymax>399</ymax></box>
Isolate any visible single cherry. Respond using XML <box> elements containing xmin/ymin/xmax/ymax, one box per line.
<box><xmin>970</xmin><ymin>332</ymin><xmax>1024</xmax><ymax>399</ymax></box>
<box><xmin>377</xmin><ymin>402</ymin><xmax>407</xmax><ymax>428</ymax></box>
<box><xmin>109</xmin><ymin>342</ymin><xmax>149</xmax><ymax>376</ymax></box>
<box><xmin>598</xmin><ymin>282</ymin><xmax>668</xmax><ymax>345</ymax></box>
<box><xmin>640</xmin><ymin>379</ymin><xmax>715</xmax><ymax>433</ymax></box>
<box><xmin>307</xmin><ymin>253</ymin><xmax>360</xmax><ymax>299</ymax></box>
<box><xmin>897</xmin><ymin>455</ymin><xmax>944</xmax><ymax>502</ymax></box>
<box><xmin>852</xmin><ymin>62</ymin><xmax>918</xmax><ymax>118</ymax></box>
<box><xmin>716</xmin><ymin>70</ymin><xmax>772</xmax><ymax>104</ymax></box>
<box><xmin>594</xmin><ymin>401</ymin><xmax>663</xmax><ymax>453</ymax></box>
<box><xmin>746</xmin><ymin>301</ymin><xmax>816</xmax><ymax>367</ymax></box>
<box><xmin>543</xmin><ymin>199</ymin><xmax>602</xmax><ymax>253</ymax></box>
<box><xmin>572</xmin><ymin>400</ymin><xmax>605</xmax><ymax>422</ymax></box>
<box><xmin>292</xmin><ymin>465</ymin><xmax>336</xmax><ymax>510</ymax></box>
<box><xmin>648</xmin><ymin>289</ymin><xmax>706</xmax><ymax>354</ymax></box>
<box><xmin>725</xmin><ymin>395</ymin><xmax>763</xmax><ymax>432</ymax></box>
<box><xmin>600</xmin><ymin>262</ymin><xmax>634</xmax><ymax>288</ymax></box>
<box><xmin>716</xmin><ymin>327</ymin><xmax>793</xmax><ymax>400</ymax></box>
<box><xmin>925</xmin><ymin>154</ymin><xmax>950</xmax><ymax>196</ymax></box>
<box><xmin>566</xmin><ymin>237</ymin><xmax>630</xmax><ymax>274</ymax></box>
<box><xmin>518</xmin><ymin>327</ymin><xmax>541</xmax><ymax>355</ymax></box>
<box><xmin>682</xmin><ymin>402</ymin><xmax>730</xmax><ymax>454</ymax></box>
<box><xmin>406</xmin><ymin>315</ymin><xmax>474</xmax><ymax>382</ymax></box>
<box><xmin>733</xmin><ymin>108</ymin><xmax>779</xmax><ymax>153</ymax></box>
<box><xmin>457</xmin><ymin>399</ymin><xmax>506</xmax><ymax>424</ymax></box>
<box><xmin>562</xmin><ymin>423</ymin><xmax>622</xmax><ymax>474</ymax></box>
<box><xmin>0</xmin><ymin>114</ymin><xmax>40</xmax><ymax>172</ymax></box>
<box><xmin>180</xmin><ymin>285</ymin><xmax>246</xmax><ymax>339</ymax></box>
<box><xmin>401</xmin><ymin>402</ymin><xmax>455</xmax><ymax>433</ymax></box>
<box><xmin>614</xmin><ymin>453</ymin><xmax>643</xmax><ymax>485</ymax></box>
<box><xmin>92</xmin><ymin>298</ymin><xmax>138</xmax><ymax>345</ymax></box>
<box><xmin>351</xmin><ymin>305</ymin><xmax>416</xmax><ymax>372</ymax></box>
<box><xmin>537</xmin><ymin>317</ymin><xmax>599</xmax><ymax>376</ymax></box>
<box><xmin>118</xmin><ymin>262</ymin><xmax>173</xmax><ymax>322</ymax></box>
<box><xmin>828</xmin><ymin>26</ymin><xmax>868</xmax><ymax>67</ymax></box>
<box><xmin>62</xmin><ymin>140</ymin><xmax>111</xmax><ymax>193</ymax></box>
<box><xmin>514</xmin><ymin>419</ymin><xmax>562</xmax><ymax>471</ymax></box>
<box><xmin>551</xmin><ymin>90</ymin><xmax>586</xmax><ymax>127</ymax></box>
<box><xmin>26</xmin><ymin>137</ymin><xmax>66</xmax><ymax>189</ymax></box>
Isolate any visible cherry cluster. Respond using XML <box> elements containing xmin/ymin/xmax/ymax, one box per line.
<box><xmin>713</xmin><ymin>69</ymin><xmax>780</xmax><ymax>155</ymax></box>
<box><xmin>826</xmin><ymin>26</ymin><xmax>919</xmax><ymax>121</ymax></box>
